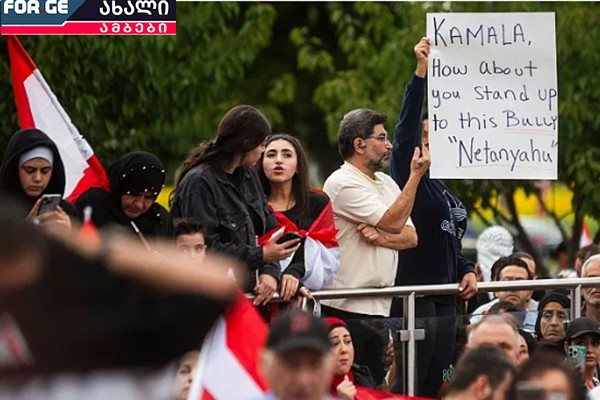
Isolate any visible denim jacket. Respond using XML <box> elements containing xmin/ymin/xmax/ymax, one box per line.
<box><xmin>171</xmin><ymin>164</ymin><xmax>280</xmax><ymax>291</ymax></box>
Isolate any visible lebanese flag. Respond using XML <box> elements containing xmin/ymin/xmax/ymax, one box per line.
<box><xmin>7</xmin><ymin>36</ymin><xmax>109</xmax><ymax>203</ymax></box>
<box><xmin>580</xmin><ymin>220</ymin><xmax>593</xmax><ymax>248</ymax></box>
<box><xmin>258</xmin><ymin>192</ymin><xmax>340</xmax><ymax>291</ymax></box>
<box><xmin>77</xmin><ymin>206</ymin><xmax>101</xmax><ymax>248</ymax></box>
<box><xmin>188</xmin><ymin>292</ymin><xmax>268</xmax><ymax>400</ymax></box>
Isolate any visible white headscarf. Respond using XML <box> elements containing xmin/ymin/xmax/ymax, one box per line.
<box><xmin>19</xmin><ymin>146</ymin><xmax>54</xmax><ymax>167</ymax></box>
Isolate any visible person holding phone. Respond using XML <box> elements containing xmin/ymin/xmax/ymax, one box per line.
<box><xmin>258</xmin><ymin>133</ymin><xmax>339</xmax><ymax>301</ymax></box>
<box><xmin>564</xmin><ymin>318</ymin><xmax>600</xmax><ymax>392</ymax></box>
<box><xmin>171</xmin><ymin>105</ymin><xmax>291</xmax><ymax>306</ymax></box>
<box><xmin>0</xmin><ymin>128</ymin><xmax>76</xmax><ymax>230</ymax></box>
<box><xmin>75</xmin><ymin>151</ymin><xmax>172</xmax><ymax>238</ymax></box>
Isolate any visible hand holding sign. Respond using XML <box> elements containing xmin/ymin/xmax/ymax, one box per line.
<box><xmin>426</xmin><ymin>12</ymin><xmax>558</xmax><ymax>180</ymax></box>
<box><xmin>414</xmin><ymin>37</ymin><xmax>431</xmax><ymax>78</ymax></box>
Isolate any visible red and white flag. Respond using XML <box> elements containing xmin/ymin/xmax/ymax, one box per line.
<box><xmin>259</xmin><ymin>192</ymin><xmax>340</xmax><ymax>291</ymax></box>
<box><xmin>188</xmin><ymin>293</ymin><xmax>268</xmax><ymax>400</ymax></box>
<box><xmin>580</xmin><ymin>220</ymin><xmax>593</xmax><ymax>248</ymax></box>
<box><xmin>7</xmin><ymin>36</ymin><xmax>109</xmax><ymax>203</ymax></box>
<box><xmin>187</xmin><ymin>293</ymin><xmax>429</xmax><ymax>400</ymax></box>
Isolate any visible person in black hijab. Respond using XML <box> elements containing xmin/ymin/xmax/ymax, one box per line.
<box><xmin>0</xmin><ymin>128</ymin><xmax>78</xmax><ymax>223</ymax></box>
<box><xmin>75</xmin><ymin>152</ymin><xmax>172</xmax><ymax>237</ymax></box>
<box><xmin>535</xmin><ymin>291</ymin><xmax>571</xmax><ymax>355</ymax></box>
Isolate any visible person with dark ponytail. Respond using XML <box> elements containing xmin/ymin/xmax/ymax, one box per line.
<box><xmin>171</xmin><ymin>105</ymin><xmax>299</xmax><ymax>305</ymax></box>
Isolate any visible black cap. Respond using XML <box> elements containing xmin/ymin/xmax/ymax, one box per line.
<box><xmin>266</xmin><ymin>310</ymin><xmax>331</xmax><ymax>355</ymax></box>
<box><xmin>566</xmin><ymin>317</ymin><xmax>600</xmax><ymax>340</ymax></box>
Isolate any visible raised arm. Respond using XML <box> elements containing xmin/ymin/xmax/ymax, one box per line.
<box><xmin>375</xmin><ymin>145</ymin><xmax>430</xmax><ymax>234</ymax></box>
<box><xmin>389</xmin><ymin>37</ymin><xmax>430</xmax><ymax>187</ymax></box>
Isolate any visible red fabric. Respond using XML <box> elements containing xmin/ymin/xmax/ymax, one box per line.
<box><xmin>65</xmin><ymin>159</ymin><xmax>110</xmax><ymax>203</ymax></box>
<box><xmin>200</xmin><ymin>390</ymin><xmax>215</xmax><ymax>400</ymax></box>
<box><xmin>77</xmin><ymin>213</ymin><xmax>101</xmax><ymax>247</ymax></box>
<box><xmin>330</xmin><ymin>373</ymin><xmax>429</xmax><ymax>400</ymax></box>
<box><xmin>258</xmin><ymin>193</ymin><xmax>338</xmax><ymax>247</ymax></box>
<box><xmin>7</xmin><ymin>36</ymin><xmax>36</xmax><ymax>128</ymax></box>
<box><xmin>223</xmin><ymin>292</ymin><xmax>269</xmax><ymax>391</ymax></box>
<box><xmin>323</xmin><ymin>317</ymin><xmax>347</xmax><ymax>330</ymax></box>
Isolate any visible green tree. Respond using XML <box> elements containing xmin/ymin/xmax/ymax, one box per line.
<box><xmin>287</xmin><ymin>2</ymin><xmax>600</xmax><ymax>274</ymax></box>
<box><xmin>0</xmin><ymin>2</ymin><xmax>276</xmax><ymax>175</ymax></box>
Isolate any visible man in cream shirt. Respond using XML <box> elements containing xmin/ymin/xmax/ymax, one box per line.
<box><xmin>322</xmin><ymin>108</ymin><xmax>430</xmax><ymax>318</ymax></box>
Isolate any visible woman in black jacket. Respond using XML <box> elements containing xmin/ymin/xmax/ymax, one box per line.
<box><xmin>171</xmin><ymin>105</ymin><xmax>298</xmax><ymax>304</ymax></box>
<box><xmin>0</xmin><ymin>128</ymin><xmax>77</xmax><ymax>226</ymax></box>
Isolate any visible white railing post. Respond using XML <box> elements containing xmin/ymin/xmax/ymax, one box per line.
<box><xmin>407</xmin><ymin>291</ymin><xmax>416</xmax><ymax>397</ymax></box>
<box><xmin>574</xmin><ymin>285</ymin><xmax>582</xmax><ymax>319</ymax></box>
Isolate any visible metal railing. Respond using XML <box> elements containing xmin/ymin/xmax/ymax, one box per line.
<box><xmin>302</xmin><ymin>277</ymin><xmax>600</xmax><ymax>396</ymax></box>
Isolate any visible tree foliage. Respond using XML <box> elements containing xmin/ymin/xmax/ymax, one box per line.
<box><xmin>0</xmin><ymin>2</ymin><xmax>276</xmax><ymax>173</ymax></box>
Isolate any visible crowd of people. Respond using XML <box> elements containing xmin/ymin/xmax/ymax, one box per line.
<box><xmin>1</xmin><ymin>35</ymin><xmax>600</xmax><ymax>400</ymax></box>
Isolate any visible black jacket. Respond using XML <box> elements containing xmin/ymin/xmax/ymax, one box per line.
<box><xmin>0</xmin><ymin>128</ymin><xmax>79</xmax><ymax>219</ymax></box>
<box><xmin>171</xmin><ymin>164</ymin><xmax>280</xmax><ymax>291</ymax></box>
<box><xmin>388</xmin><ymin>74</ymin><xmax>475</xmax><ymax>287</ymax></box>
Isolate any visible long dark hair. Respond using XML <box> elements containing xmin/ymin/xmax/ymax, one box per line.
<box><xmin>258</xmin><ymin>133</ymin><xmax>310</xmax><ymax>222</ymax></box>
<box><xmin>175</xmin><ymin>105</ymin><xmax>271</xmax><ymax>187</ymax></box>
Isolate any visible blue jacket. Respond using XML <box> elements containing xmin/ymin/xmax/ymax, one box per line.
<box><xmin>388</xmin><ymin>74</ymin><xmax>474</xmax><ymax>287</ymax></box>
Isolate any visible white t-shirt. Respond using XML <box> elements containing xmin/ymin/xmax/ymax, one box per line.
<box><xmin>322</xmin><ymin>162</ymin><xmax>414</xmax><ymax>316</ymax></box>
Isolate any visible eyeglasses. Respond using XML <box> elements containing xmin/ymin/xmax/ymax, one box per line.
<box><xmin>366</xmin><ymin>133</ymin><xmax>389</xmax><ymax>143</ymax></box>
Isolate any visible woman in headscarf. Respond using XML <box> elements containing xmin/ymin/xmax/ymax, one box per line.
<box><xmin>0</xmin><ymin>128</ymin><xmax>76</xmax><ymax>227</ymax></box>
<box><xmin>535</xmin><ymin>291</ymin><xmax>571</xmax><ymax>354</ymax></box>
<box><xmin>75</xmin><ymin>151</ymin><xmax>172</xmax><ymax>238</ymax></box>
<box><xmin>324</xmin><ymin>317</ymin><xmax>377</xmax><ymax>400</ymax></box>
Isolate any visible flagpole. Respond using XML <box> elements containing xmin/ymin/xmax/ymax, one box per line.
<box><xmin>130</xmin><ymin>221</ymin><xmax>153</xmax><ymax>252</ymax></box>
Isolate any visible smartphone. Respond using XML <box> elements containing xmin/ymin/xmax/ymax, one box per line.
<box><xmin>38</xmin><ymin>194</ymin><xmax>62</xmax><ymax>215</ymax></box>
<box><xmin>276</xmin><ymin>231</ymin><xmax>304</xmax><ymax>246</ymax></box>
<box><xmin>566</xmin><ymin>345</ymin><xmax>586</xmax><ymax>368</ymax></box>
<box><xmin>515</xmin><ymin>381</ymin><xmax>546</xmax><ymax>400</ymax></box>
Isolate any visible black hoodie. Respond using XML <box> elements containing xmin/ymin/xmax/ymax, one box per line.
<box><xmin>0</xmin><ymin>128</ymin><xmax>78</xmax><ymax>218</ymax></box>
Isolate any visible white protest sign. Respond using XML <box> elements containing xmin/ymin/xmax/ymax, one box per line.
<box><xmin>426</xmin><ymin>12</ymin><xmax>558</xmax><ymax>179</ymax></box>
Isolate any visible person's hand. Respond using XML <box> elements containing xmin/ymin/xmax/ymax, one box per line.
<box><xmin>336</xmin><ymin>375</ymin><xmax>357</xmax><ymax>400</ymax></box>
<box><xmin>357</xmin><ymin>223</ymin><xmax>381</xmax><ymax>245</ymax></box>
<box><xmin>25</xmin><ymin>199</ymin><xmax>42</xmax><ymax>223</ymax></box>
<box><xmin>409</xmin><ymin>146</ymin><xmax>431</xmax><ymax>177</ymax></box>
<box><xmin>262</xmin><ymin>230</ymin><xmax>302</xmax><ymax>262</ymax></box>
<box><xmin>458</xmin><ymin>272</ymin><xmax>478</xmax><ymax>300</ymax></box>
<box><xmin>36</xmin><ymin>206</ymin><xmax>72</xmax><ymax>236</ymax></box>
<box><xmin>385</xmin><ymin>337</ymin><xmax>395</xmax><ymax>370</ymax></box>
<box><xmin>293</xmin><ymin>286</ymin><xmax>313</xmax><ymax>307</ymax></box>
<box><xmin>253</xmin><ymin>274</ymin><xmax>278</xmax><ymax>306</ymax></box>
<box><xmin>414</xmin><ymin>37</ymin><xmax>431</xmax><ymax>78</ymax></box>
<box><xmin>280</xmin><ymin>274</ymin><xmax>300</xmax><ymax>301</ymax></box>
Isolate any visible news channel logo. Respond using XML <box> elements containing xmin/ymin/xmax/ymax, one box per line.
<box><xmin>1</xmin><ymin>0</ymin><xmax>176</xmax><ymax>35</ymax></box>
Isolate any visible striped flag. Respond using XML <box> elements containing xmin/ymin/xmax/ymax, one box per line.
<box><xmin>77</xmin><ymin>206</ymin><xmax>101</xmax><ymax>247</ymax></box>
<box><xmin>7</xmin><ymin>36</ymin><xmax>109</xmax><ymax>203</ymax></box>
<box><xmin>188</xmin><ymin>293</ymin><xmax>268</xmax><ymax>400</ymax></box>
<box><xmin>580</xmin><ymin>220</ymin><xmax>593</xmax><ymax>248</ymax></box>
<box><xmin>259</xmin><ymin>192</ymin><xmax>340</xmax><ymax>291</ymax></box>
